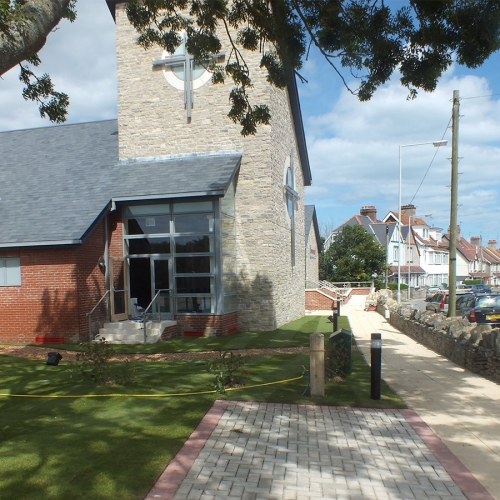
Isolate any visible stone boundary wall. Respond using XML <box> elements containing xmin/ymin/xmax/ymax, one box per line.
<box><xmin>373</xmin><ymin>290</ymin><xmax>500</xmax><ymax>384</ymax></box>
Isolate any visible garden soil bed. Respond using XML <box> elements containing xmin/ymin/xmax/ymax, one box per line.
<box><xmin>0</xmin><ymin>345</ymin><xmax>309</xmax><ymax>362</ymax></box>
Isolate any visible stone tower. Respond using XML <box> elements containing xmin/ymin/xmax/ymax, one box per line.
<box><xmin>112</xmin><ymin>2</ymin><xmax>311</xmax><ymax>332</ymax></box>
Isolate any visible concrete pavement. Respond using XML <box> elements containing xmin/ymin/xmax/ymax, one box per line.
<box><xmin>146</xmin><ymin>296</ymin><xmax>500</xmax><ymax>499</ymax></box>
<box><xmin>343</xmin><ymin>295</ymin><xmax>500</xmax><ymax>499</ymax></box>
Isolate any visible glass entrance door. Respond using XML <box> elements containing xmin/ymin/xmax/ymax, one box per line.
<box><xmin>152</xmin><ymin>258</ymin><xmax>172</xmax><ymax>318</ymax></box>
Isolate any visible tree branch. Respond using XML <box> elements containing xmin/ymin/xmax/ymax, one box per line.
<box><xmin>0</xmin><ymin>0</ymin><xmax>73</xmax><ymax>76</ymax></box>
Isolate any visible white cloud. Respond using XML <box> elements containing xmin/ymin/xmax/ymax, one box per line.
<box><xmin>0</xmin><ymin>1</ymin><xmax>498</xmax><ymax>244</ymax></box>
<box><xmin>0</xmin><ymin>0</ymin><xmax>117</xmax><ymax>132</ymax></box>
<box><xmin>303</xmin><ymin>65</ymin><xmax>500</xmax><ymax>241</ymax></box>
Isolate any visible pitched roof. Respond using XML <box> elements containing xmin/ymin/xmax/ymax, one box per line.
<box><xmin>305</xmin><ymin>205</ymin><xmax>320</xmax><ymax>248</ymax></box>
<box><xmin>383</xmin><ymin>211</ymin><xmax>428</xmax><ymax>226</ymax></box>
<box><xmin>0</xmin><ymin>120</ymin><xmax>241</xmax><ymax>247</ymax></box>
<box><xmin>370</xmin><ymin>222</ymin><xmax>397</xmax><ymax>246</ymax></box>
<box><xmin>333</xmin><ymin>215</ymin><xmax>375</xmax><ymax>235</ymax></box>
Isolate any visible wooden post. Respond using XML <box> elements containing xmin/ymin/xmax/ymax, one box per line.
<box><xmin>310</xmin><ymin>332</ymin><xmax>325</xmax><ymax>397</ymax></box>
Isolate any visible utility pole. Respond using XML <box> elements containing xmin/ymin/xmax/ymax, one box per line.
<box><xmin>448</xmin><ymin>90</ymin><xmax>460</xmax><ymax>317</ymax></box>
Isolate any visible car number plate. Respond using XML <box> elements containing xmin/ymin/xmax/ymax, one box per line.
<box><xmin>486</xmin><ymin>314</ymin><xmax>500</xmax><ymax>320</ymax></box>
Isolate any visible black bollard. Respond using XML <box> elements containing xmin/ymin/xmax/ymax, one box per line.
<box><xmin>370</xmin><ymin>333</ymin><xmax>382</xmax><ymax>400</ymax></box>
<box><xmin>333</xmin><ymin>301</ymin><xmax>338</xmax><ymax>332</ymax></box>
<box><xmin>332</xmin><ymin>299</ymin><xmax>341</xmax><ymax>331</ymax></box>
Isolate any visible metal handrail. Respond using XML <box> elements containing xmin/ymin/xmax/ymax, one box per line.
<box><xmin>87</xmin><ymin>290</ymin><xmax>110</xmax><ymax>340</ymax></box>
<box><xmin>141</xmin><ymin>289</ymin><xmax>171</xmax><ymax>344</ymax></box>
<box><xmin>306</xmin><ymin>280</ymin><xmax>375</xmax><ymax>298</ymax></box>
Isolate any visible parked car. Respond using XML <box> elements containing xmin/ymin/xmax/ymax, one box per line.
<box><xmin>468</xmin><ymin>284</ymin><xmax>492</xmax><ymax>293</ymax></box>
<box><xmin>456</xmin><ymin>284</ymin><xmax>473</xmax><ymax>292</ymax></box>
<box><xmin>426</xmin><ymin>286</ymin><xmax>443</xmax><ymax>301</ymax></box>
<box><xmin>426</xmin><ymin>290</ymin><xmax>469</xmax><ymax>314</ymax></box>
<box><xmin>455</xmin><ymin>293</ymin><xmax>500</xmax><ymax>324</ymax></box>
<box><xmin>426</xmin><ymin>291</ymin><xmax>449</xmax><ymax>314</ymax></box>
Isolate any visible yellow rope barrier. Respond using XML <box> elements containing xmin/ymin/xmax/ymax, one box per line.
<box><xmin>0</xmin><ymin>375</ymin><xmax>304</xmax><ymax>399</ymax></box>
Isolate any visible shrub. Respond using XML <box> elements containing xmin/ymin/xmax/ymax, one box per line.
<box><xmin>463</xmin><ymin>279</ymin><xmax>481</xmax><ymax>285</ymax></box>
<box><xmin>206</xmin><ymin>351</ymin><xmax>249</xmax><ymax>393</ymax></box>
<box><xmin>70</xmin><ymin>338</ymin><xmax>136</xmax><ymax>385</ymax></box>
<box><xmin>387</xmin><ymin>283</ymin><xmax>408</xmax><ymax>291</ymax></box>
<box><xmin>325</xmin><ymin>338</ymin><xmax>350</xmax><ymax>379</ymax></box>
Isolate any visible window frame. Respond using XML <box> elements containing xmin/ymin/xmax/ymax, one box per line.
<box><xmin>0</xmin><ymin>258</ymin><xmax>21</xmax><ymax>287</ymax></box>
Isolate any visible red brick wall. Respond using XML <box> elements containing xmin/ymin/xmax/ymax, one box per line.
<box><xmin>306</xmin><ymin>290</ymin><xmax>335</xmax><ymax>310</ymax></box>
<box><xmin>174</xmin><ymin>312</ymin><xmax>238</xmax><ymax>337</ymax></box>
<box><xmin>0</xmin><ymin>205</ymin><xmax>241</xmax><ymax>343</ymax></box>
<box><xmin>0</xmin><ymin>217</ymin><xmax>109</xmax><ymax>344</ymax></box>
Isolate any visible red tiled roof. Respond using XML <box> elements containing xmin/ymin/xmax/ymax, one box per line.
<box><xmin>390</xmin><ymin>265</ymin><xmax>426</xmax><ymax>274</ymax></box>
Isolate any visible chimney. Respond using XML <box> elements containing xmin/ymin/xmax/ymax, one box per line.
<box><xmin>401</xmin><ymin>204</ymin><xmax>416</xmax><ymax>218</ymax></box>
<box><xmin>360</xmin><ymin>205</ymin><xmax>377</xmax><ymax>222</ymax></box>
<box><xmin>470</xmin><ymin>236</ymin><xmax>481</xmax><ymax>247</ymax></box>
<box><xmin>488</xmin><ymin>239</ymin><xmax>497</xmax><ymax>250</ymax></box>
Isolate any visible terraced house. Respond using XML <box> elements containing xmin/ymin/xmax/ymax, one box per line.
<box><xmin>0</xmin><ymin>1</ymin><xmax>314</xmax><ymax>344</ymax></box>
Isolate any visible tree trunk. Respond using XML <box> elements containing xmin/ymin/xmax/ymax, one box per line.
<box><xmin>0</xmin><ymin>0</ymin><xmax>73</xmax><ymax>76</ymax></box>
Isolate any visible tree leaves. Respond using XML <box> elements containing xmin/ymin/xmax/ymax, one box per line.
<box><xmin>3</xmin><ymin>0</ymin><xmax>500</xmax><ymax>129</ymax></box>
<box><xmin>19</xmin><ymin>63</ymin><xmax>69</xmax><ymax>123</ymax></box>
<box><xmin>321</xmin><ymin>224</ymin><xmax>387</xmax><ymax>289</ymax></box>
<box><xmin>126</xmin><ymin>0</ymin><xmax>500</xmax><ymax>133</ymax></box>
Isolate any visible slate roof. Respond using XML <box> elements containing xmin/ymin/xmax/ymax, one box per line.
<box><xmin>370</xmin><ymin>222</ymin><xmax>397</xmax><ymax>247</ymax></box>
<box><xmin>305</xmin><ymin>205</ymin><xmax>320</xmax><ymax>248</ymax></box>
<box><xmin>0</xmin><ymin>120</ymin><xmax>241</xmax><ymax>247</ymax></box>
<box><xmin>333</xmin><ymin>215</ymin><xmax>375</xmax><ymax>236</ymax></box>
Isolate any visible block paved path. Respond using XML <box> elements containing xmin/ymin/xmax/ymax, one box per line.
<box><xmin>146</xmin><ymin>295</ymin><xmax>499</xmax><ymax>500</ymax></box>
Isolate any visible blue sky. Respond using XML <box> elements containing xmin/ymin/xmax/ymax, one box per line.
<box><xmin>1</xmin><ymin>0</ymin><xmax>499</xmax><ymax>245</ymax></box>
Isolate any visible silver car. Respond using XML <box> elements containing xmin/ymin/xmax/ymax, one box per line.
<box><xmin>426</xmin><ymin>292</ymin><xmax>449</xmax><ymax>314</ymax></box>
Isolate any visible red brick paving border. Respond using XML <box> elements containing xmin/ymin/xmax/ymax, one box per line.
<box><xmin>401</xmin><ymin>409</ymin><xmax>494</xmax><ymax>500</ymax></box>
<box><xmin>144</xmin><ymin>400</ymin><xmax>230</xmax><ymax>500</ymax></box>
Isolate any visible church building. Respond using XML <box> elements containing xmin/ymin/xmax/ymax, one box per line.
<box><xmin>0</xmin><ymin>1</ymin><xmax>312</xmax><ymax>343</ymax></box>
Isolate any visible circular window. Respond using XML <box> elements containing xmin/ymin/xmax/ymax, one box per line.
<box><xmin>162</xmin><ymin>34</ymin><xmax>213</xmax><ymax>91</ymax></box>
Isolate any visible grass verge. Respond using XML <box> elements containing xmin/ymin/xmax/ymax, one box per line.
<box><xmin>0</xmin><ymin>316</ymin><xmax>405</xmax><ymax>500</ymax></box>
<box><xmin>28</xmin><ymin>315</ymin><xmax>344</xmax><ymax>353</ymax></box>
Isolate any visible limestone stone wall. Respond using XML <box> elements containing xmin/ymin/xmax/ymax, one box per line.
<box><xmin>305</xmin><ymin>224</ymin><xmax>319</xmax><ymax>284</ymax></box>
<box><xmin>375</xmin><ymin>291</ymin><xmax>500</xmax><ymax>383</ymax></box>
<box><xmin>115</xmin><ymin>6</ymin><xmax>306</xmax><ymax>331</ymax></box>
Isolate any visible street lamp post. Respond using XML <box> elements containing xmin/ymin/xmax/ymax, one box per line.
<box><xmin>407</xmin><ymin>215</ymin><xmax>412</xmax><ymax>300</ymax></box>
<box><xmin>398</xmin><ymin>140</ymin><xmax>447</xmax><ymax>304</ymax></box>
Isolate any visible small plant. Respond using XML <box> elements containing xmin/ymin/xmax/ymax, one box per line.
<box><xmin>206</xmin><ymin>351</ymin><xmax>249</xmax><ymax>393</ymax></box>
<box><xmin>325</xmin><ymin>338</ymin><xmax>350</xmax><ymax>379</ymax></box>
<box><xmin>387</xmin><ymin>283</ymin><xmax>408</xmax><ymax>291</ymax></box>
<box><xmin>70</xmin><ymin>338</ymin><xmax>136</xmax><ymax>385</ymax></box>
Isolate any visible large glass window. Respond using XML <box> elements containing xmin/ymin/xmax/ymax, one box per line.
<box><xmin>127</xmin><ymin>237</ymin><xmax>170</xmax><ymax>255</ymax></box>
<box><xmin>176</xmin><ymin>297</ymin><xmax>213</xmax><ymax>313</ymax></box>
<box><xmin>176</xmin><ymin>277</ymin><xmax>213</xmax><ymax>294</ymax></box>
<box><xmin>127</xmin><ymin>216</ymin><xmax>170</xmax><ymax>235</ymax></box>
<box><xmin>174</xmin><ymin>214</ymin><xmax>214</xmax><ymax>233</ymax></box>
<box><xmin>175</xmin><ymin>235</ymin><xmax>213</xmax><ymax>253</ymax></box>
<box><xmin>123</xmin><ymin>197</ymin><xmax>232</xmax><ymax>316</ymax></box>
<box><xmin>175</xmin><ymin>256</ymin><xmax>213</xmax><ymax>274</ymax></box>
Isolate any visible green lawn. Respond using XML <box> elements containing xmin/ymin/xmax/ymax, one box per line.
<box><xmin>32</xmin><ymin>315</ymin><xmax>342</xmax><ymax>353</ymax></box>
<box><xmin>0</xmin><ymin>316</ymin><xmax>405</xmax><ymax>500</ymax></box>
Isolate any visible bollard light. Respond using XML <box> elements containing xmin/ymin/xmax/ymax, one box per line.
<box><xmin>370</xmin><ymin>333</ymin><xmax>382</xmax><ymax>400</ymax></box>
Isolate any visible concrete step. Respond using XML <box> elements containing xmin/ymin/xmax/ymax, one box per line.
<box><xmin>96</xmin><ymin>319</ymin><xmax>176</xmax><ymax>344</ymax></box>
